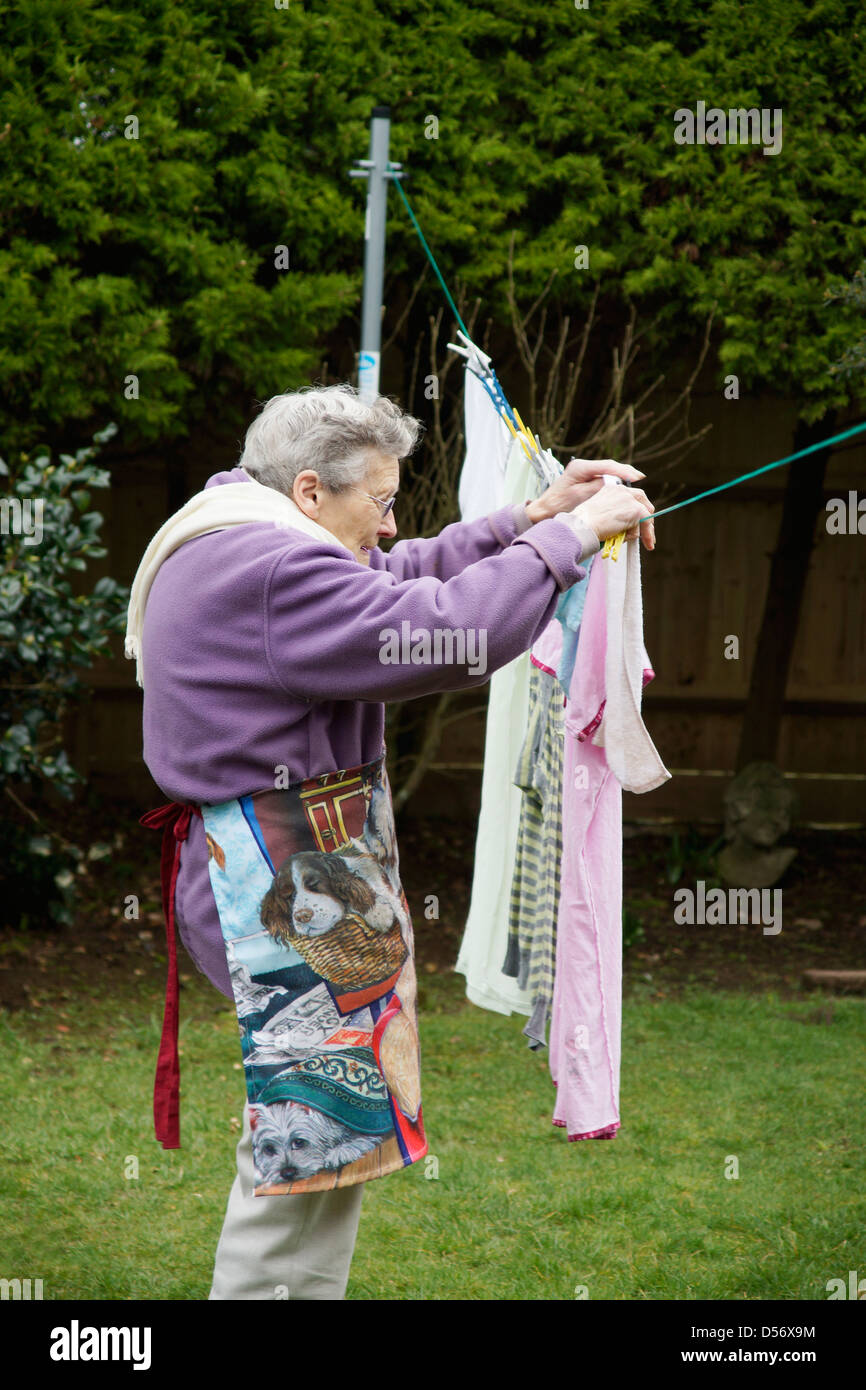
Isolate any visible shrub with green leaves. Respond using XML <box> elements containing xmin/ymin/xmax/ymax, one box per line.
<box><xmin>0</xmin><ymin>422</ymin><xmax>128</xmax><ymax>927</ymax></box>
<box><xmin>2</xmin><ymin>0</ymin><xmax>866</xmax><ymax>463</ymax></box>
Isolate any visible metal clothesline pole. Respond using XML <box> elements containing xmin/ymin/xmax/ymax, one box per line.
<box><xmin>349</xmin><ymin>105</ymin><xmax>406</xmax><ymax>402</ymax></box>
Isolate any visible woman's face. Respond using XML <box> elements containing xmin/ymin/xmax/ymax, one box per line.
<box><xmin>292</xmin><ymin>450</ymin><xmax>400</xmax><ymax>565</ymax></box>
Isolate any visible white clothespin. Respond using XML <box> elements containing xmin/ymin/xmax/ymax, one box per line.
<box><xmin>446</xmin><ymin>329</ymin><xmax>494</xmax><ymax>380</ymax></box>
<box><xmin>448</xmin><ymin>331</ymin><xmax>561</xmax><ymax>487</ymax></box>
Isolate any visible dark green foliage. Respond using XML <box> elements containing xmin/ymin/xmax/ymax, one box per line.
<box><xmin>826</xmin><ymin>266</ymin><xmax>866</xmax><ymax>378</ymax></box>
<box><xmin>0</xmin><ymin>423</ymin><xmax>127</xmax><ymax>925</ymax></box>
<box><xmin>622</xmin><ymin>905</ymin><xmax>645</xmax><ymax>953</ymax></box>
<box><xmin>1</xmin><ymin>0</ymin><xmax>865</xmax><ymax>461</ymax></box>
<box><xmin>664</xmin><ymin>827</ymin><xmax>726</xmax><ymax>887</ymax></box>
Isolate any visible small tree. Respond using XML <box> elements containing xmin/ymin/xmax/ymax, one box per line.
<box><xmin>0</xmin><ymin>423</ymin><xmax>128</xmax><ymax>927</ymax></box>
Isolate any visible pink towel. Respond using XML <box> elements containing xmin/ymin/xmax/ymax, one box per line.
<box><xmin>551</xmin><ymin>555</ymin><xmax>622</xmax><ymax>1139</ymax></box>
<box><xmin>550</xmin><ymin>538</ymin><xmax>667</xmax><ymax>1140</ymax></box>
<box><xmin>530</xmin><ymin>613</ymin><xmax>564</xmax><ymax>676</ymax></box>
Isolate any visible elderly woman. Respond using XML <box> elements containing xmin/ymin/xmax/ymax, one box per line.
<box><xmin>127</xmin><ymin>383</ymin><xmax>653</xmax><ymax>1301</ymax></box>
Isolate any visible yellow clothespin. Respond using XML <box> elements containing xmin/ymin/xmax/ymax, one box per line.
<box><xmin>513</xmin><ymin>408</ymin><xmax>537</xmax><ymax>454</ymax></box>
<box><xmin>502</xmin><ymin>413</ymin><xmax>521</xmax><ymax>446</ymax></box>
<box><xmin>601</xmin><ymin>530</ymin><xmax>626</xmax><ymax>561</ymax></box>
<box><xmin>502</xmin><ymin>411</ymin><xmax>535</xmax><ymax>463</ymax></box>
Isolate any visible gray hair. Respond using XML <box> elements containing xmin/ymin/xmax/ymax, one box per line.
<box><xmin>238</xmin><ymin>384</ymin><xmax>424</xmax><ymax>495</ymax></box>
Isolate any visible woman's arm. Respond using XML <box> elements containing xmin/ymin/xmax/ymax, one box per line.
<box><xmin>376</xmin><ymin>456</ymin><xmax>654</xmax><ymax>584</ymax></box>
<box><xmin>265</xmin><ymin>519</ymin><xmax>599</xmax><ymax>704</ymax></box>
<box><xmin>372</xmin><ymin>503</ymin><xmax>534</xmax><ymax>583</ymax></box>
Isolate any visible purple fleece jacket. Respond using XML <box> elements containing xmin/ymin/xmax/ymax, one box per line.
<box><xmin>141</xmin><ymin>467</ymin><xmax>599</xmax><ymax>999</ymax></box>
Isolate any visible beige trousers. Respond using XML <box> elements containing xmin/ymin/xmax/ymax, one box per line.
<box><xmin>209</xmin><ymin>1105</ymin><xmax>365</xmax><ymax>1300</ymax></box>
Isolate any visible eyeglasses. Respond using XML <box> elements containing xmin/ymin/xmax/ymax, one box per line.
<box><xmin>349</xmin><ymin>487</ymin><xmax>398</xmax><ymax>518</ymax></box>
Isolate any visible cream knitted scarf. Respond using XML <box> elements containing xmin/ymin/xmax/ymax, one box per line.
<box><xmin>124</xmin><ymin>471</ymin><xmax>353</xmax><ymax>689</ymax></box>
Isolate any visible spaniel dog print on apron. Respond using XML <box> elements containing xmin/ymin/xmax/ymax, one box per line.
<box><xmin>202</xmin><ymin>754</ymin><xmax>427</xmax><ymax>1195</ymax></box>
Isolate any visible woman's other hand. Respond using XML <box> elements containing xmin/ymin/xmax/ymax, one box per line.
<box><xmin>574</xmin><ymin>484</ymin><xmax>656</xmax><ymax>551</ymax></box>
<box><xmin>533</xmin><ymin>457</ymin><xmax>645</xmax><ymax>517</ymax></box>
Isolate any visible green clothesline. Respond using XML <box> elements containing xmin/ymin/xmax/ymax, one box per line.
<box><xmin>390</xmin><ymin>166</ymin><xmax>471</xmax><ymax>341</ymax></box>
<box><xmin>646</xmin><ymin>423</ymin><xmax>866</xmax><ymax>521</ymax></box>
<box><xmin>387</xmin><ymin>162</ymin><xmax>866</xmax><ymax>522</ymax></box>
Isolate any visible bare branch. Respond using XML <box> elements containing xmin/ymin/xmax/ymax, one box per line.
<box><xmin>382</xmin><ymin>266</ymin><xmax>429</xmax><ymax>356</ymax></box>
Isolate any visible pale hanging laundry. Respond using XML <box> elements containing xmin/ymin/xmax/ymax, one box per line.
<box><xmin>455</xmin><ymin>433</ymin><xmax>540</xmax><ymax>1016</ymax></box>
<box><xmin>551</xmin><ymin>513</ymin><xmax>669</xmax><ymax>1140</ymax></box>
<box><xmin>457</xmin><ymin>360</ymin><xmax>513</xmax><ymax>522</ymax></box>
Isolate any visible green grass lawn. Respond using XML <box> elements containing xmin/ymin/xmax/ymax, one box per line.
<box><xmin>1</xmin><ymin>970</ymin><xmax>862</xmax><ymax>1300</ymax></box>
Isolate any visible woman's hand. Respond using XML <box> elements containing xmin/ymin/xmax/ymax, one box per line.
<box><xmin>530</xmin><ymin>457</ymin><xmax>656</xmax><ymax>550</ymax></box>
<box><xmin>530</xmin><ymin>457</ymin><xmax>645</xmax><ymax>519</ymax></box>
<box><xmin>574</xmin><ymin>484</ymin><xmax>656</xmax><ymax>551</ymax></box>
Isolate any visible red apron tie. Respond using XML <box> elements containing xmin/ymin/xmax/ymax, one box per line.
<box><xmin>139</xmin><ymin>800</ymin><xmax>202</xmax><ymax>1149</ymax></box>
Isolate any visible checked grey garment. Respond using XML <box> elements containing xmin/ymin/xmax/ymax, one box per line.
<box><xmin>502</xmin><ymin>660</ymin><xmax>565</xmax><ymax>1050</ymax></box>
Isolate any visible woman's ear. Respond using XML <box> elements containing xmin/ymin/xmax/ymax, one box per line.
<box><xmin>292</xmin><ymin>469</ymin><xmax>322</xmax><ymax>519</ymax></box>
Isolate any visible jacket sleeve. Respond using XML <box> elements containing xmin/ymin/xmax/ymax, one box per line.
<box><xmin>263</xmin><ymin>518</ymin><xmax>595</xmax><ymax>703</ymax></box>
<box><xmin>374</xmin><ymin>503</ymin><xmax>534</xmax><ymax>582</ymax></box>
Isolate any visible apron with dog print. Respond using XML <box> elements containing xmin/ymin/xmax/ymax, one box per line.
<box><xmin>201</xmin><ymin>752</ymin><xmax>427</xmax><ymax>1195</ymax></box>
